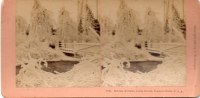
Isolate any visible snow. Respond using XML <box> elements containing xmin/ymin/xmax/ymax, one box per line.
<box><xmin>57</xmin><ymin>7</ymin><xmax>78</xmax><ymax>43</ymax></box>
<box><xmin>115</xmin><ymin>0</ymin><xmax>139</xmax><ymax>43</ymax></box>
<box><xmin>101</xmin><ymin>45</ymin><xmax>185</xmax><ymax>86</ymax></box>
<box><xmin>143</xmin><ymin>8</ymin><xmax>164</xmax><ymax>43</ymax></box>
<box><xmin>17</xmin><ymin>56</ymin><xmax>101</xmax><ymax>87</ymax></box>
<box><xmin>16</xmin><ymin>43</ymin><xmax>186</xmax><ymax>87</ymax></box>
<box><xmin>16</xmin><ymin>0</ymin><xmax>186</xmax><ymax>87</ymax></box>
<box><xmin>124</xmin><ymin>47</ymin><xmax>186</xmax><ymax>86</ymax></box>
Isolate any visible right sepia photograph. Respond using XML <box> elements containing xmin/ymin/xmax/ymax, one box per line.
<box><xmin>16</xmin><ymin>0</ymin><xmax>186</xmax><ymax>87</ymax></box>
<box><xmin>98</xmin><ymin>0</ymin><xmax>186</xmax><ymax>86</ymax></box>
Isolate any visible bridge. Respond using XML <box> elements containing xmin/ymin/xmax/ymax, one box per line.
<box><xmin>58</xmin><ymin>42</ymin><xmax>100</xmax><ymax>56</ymax></box>
<box><xmin>57</xmin><ymin>42</ymin><xmax>185</xmax><ymax>58</ymax></box>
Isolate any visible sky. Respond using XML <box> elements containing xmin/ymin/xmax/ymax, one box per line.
<box><xmin>16</xmin><ymin>0</ymin><xmax>184</xmax><ymax>24</ymax></box>
<box><xmin>16</xmin><ymin>0</ymin><xmax>97</xmax><ymax>23</ymax></box>
<box><xmin>16</xmin><ymin>0</ymin><xmax>78</xmax><ymax>23</ymax></box>
<box><xmin>98</xmin><ymin>0</ymin><xmax>184</xmax><ymax>24</ymax></box>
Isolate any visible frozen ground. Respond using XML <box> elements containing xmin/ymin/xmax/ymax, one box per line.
<box><xmin>16</xmin><ymin>44</ymin><xmax>186</xmax><ymax>87</ymax></box>
<box><xmin>100</xmin><ymin>46</ymin><xmax>186</xmax><ymax>86</ymax></box>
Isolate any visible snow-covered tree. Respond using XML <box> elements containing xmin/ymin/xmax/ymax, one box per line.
<box><xmin>171</xmin><ymin>4</ymin><xmax>186</xmax><ymax>40</ymax></box>
<box><xmin>78</xmin><ymin>19</ymin><xmax>84</xmax><ymax>35</ymax></box>
<box><xmin>16</xmin><ymin>0</ymin><xmax>65</xmax><ymax>63</ymax></box>
<box><xmin>57</xmin><ymin>7</ymin><xmax>78</xmax><ymax>43</ymax></box>
<box><xmin>16</xmin><ymin>16</ymin><xmax>28</xmax><ymax>34</ymax></box>
<box><xmin>115</xmin><ymin>0</ymin><xmax>140</xmax><ymax>43</ymax></box>
<box><xmin>143</xmin><ymin>8</ymin><xmax>164</xmax><ymax>43</ymax></box>
<box><xmin>99</xmin><ymin>16</ymin><xmax>115</xmax><ymax>44</ymax></box>
<box><xmin>16</xmin><ymin>16</ymin><xmax>28</xmax><ymax>46</ymax></box>
<box><xmin>78</xmin><ymin>0</ymin><xmax>100</xmax><ymax>43</ymax></box>
<box><xmin>30</xmin><ymin>0</ymin><xmax>55</xmax><ymax>43</ymax></box>
<box><xmin>85</xmin><ymin>4</ymin><xmax>100</xmax><ymax>35</ymax></box>
<box><xmin>164</xmin><ymin>1</ymin><xmax>185</xmax><ymax>43</ymax></box>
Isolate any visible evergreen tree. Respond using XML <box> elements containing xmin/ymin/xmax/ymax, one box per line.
<box><xmin>57</xmin><ymin>7</ymin><xmax>78</xmax><ymax>43</ymax></box>
<box><xmin>164</xmin><ymin>1</ymin><xmax>186</xmax><ymax>42</ymax></box>
<box><xmin>99</xmin><ymin>16</ymin><xmax>115</xmax><ymax>44</ymax></box>
<box><xmin>85</xmin><ymin>4</ymin><xmax>100</xmax><ymax>35</ymax></box>
<box><xmin>170</xmin><ymin>4</ymin><xmax>185</xmax><ymax>42</ymax></box>
<box><xmin>16</xmin><ymin>16</ymin><xmax>27</xmax><ymax>34</ymax></box>
<box><xmin>171</xmin><ymin>5</ymin><xmax>186</xmax><ymax>39</ymax></box>
<box><xmin>116</xmin><ymin>0</ymin><xmax>139</xmax><ymax>43</ymax></box>
<box><xmin>30</xmin><ymin>0</ymin><xmax>55</xmax><ymax>43</ymax></box>
<box><xmin>143</xmin><ymin>8</ymin><xmax>164</xmax><ymax>43</ymax></box>
<box><xmin>78</xmin><ymin>2</ymin><xmax>100</xmax><ymax>42</ymax></box>
<box><xmin>16</xmin><ymin>16</ymin><xmax>28</xmax><ymax>46</ymax></box>
<box><xmin>78</xmin><ymin>19</ymin><xmax>84</xmax><ymax>34</ymax></box>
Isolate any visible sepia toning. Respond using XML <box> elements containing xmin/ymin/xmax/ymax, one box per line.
<box><xmin>16</xmin><ymin>0</ymin><xmax>186</xmax><ymax>87</ymax></box>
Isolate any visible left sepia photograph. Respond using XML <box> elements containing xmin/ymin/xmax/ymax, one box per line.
<box><xmin>16</xmin><ymin>0</ymin><xmax>102</xmax><ymax>87</ymax></box>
